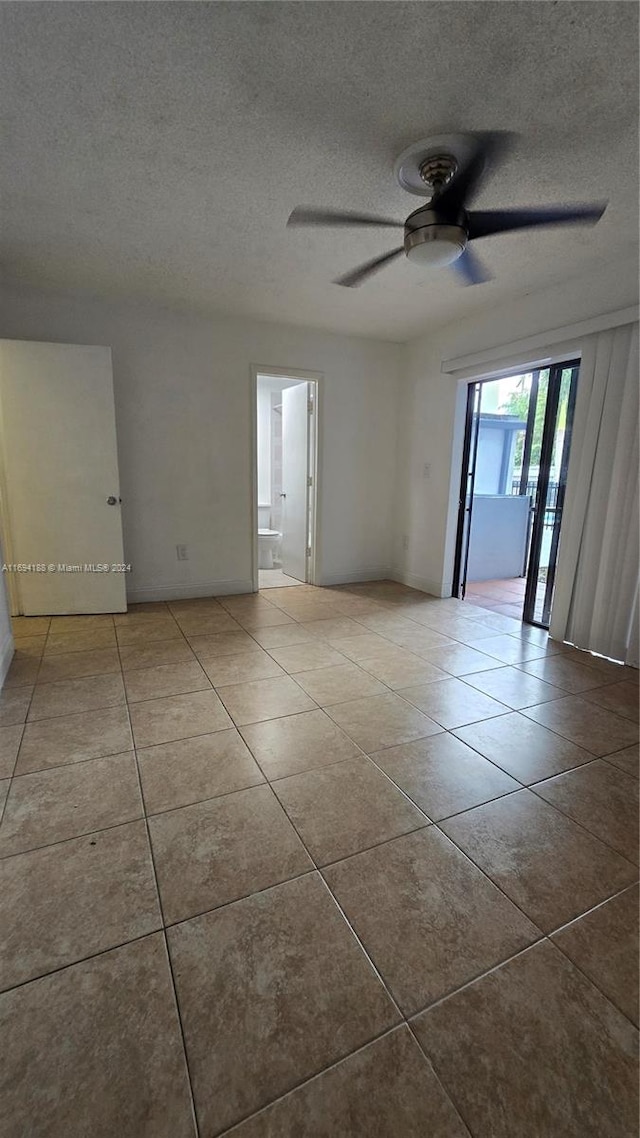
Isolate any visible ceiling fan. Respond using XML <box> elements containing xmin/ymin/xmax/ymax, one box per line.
<box><xmin>287</xmin><ymin>132</ymin><xmax>607</xmax><ymax>286</ymax></box>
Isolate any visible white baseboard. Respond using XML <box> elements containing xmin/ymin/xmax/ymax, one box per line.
<box><xmin>389</xmin><ymin>568</ymin><xmax>446</xmax><ymax>598</ymax></box>
<box><xmin>317</xmin><ymin>567</ymin><xmax>392</xmax><ymax>587</ymax></box>
<box><xmin>0</xmin><ymin>632</ymin><xmax>15</xmax><ymax>689</ymax></box>
<box><xmin>126</xmin><ymin>578</ymin><xmax>255</xmax><ymax>603</ymax></box>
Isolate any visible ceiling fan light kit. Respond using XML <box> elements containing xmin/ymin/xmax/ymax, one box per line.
<box><xmin>287</xmin><ymin>131</ymin><xmax>607</xmax><ymax>288</ymax></box>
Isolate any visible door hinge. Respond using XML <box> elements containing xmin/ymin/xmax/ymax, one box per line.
<box><xmin>308</xmin><ymin>397</ymin><xmax>314</xmax><ymax>414</ymax></box>
<box><xmin>307</xmin><ymin>475</ymin><xmax>313</xmax><ymax>487</ymax></box>
<box><xmin>306</xmin><ymin>546</ymin><xmax>311</xmax><ymax>557</ymax></box>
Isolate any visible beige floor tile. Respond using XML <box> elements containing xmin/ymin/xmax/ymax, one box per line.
<box><xmin>412</xmin><ymin>939</ymin><xmax>639</xmax><ymax>1138</ymax></box>
<box><xmin>236</xmin><ymin>608</ymin><xmax>298</xmax><ymax>629</ymax></box>
<box><xmin>36</xmin><ymin>646</ymin><xmax>120</xmax><ymax>683</ymax></box>
<box><xmin>250</xmin><ymin>623</ymin><xmax>316</xmax><ymax>649</ymax></box>
<box><xmin>300</xmin><ymin>616</ymin><xmax>367</xmax><ymax>640</ymax></box>
<box><xmin>274</xmin><ymin>756</ymin><xmax>428</xmax><ymax>865</ymax></box>
<box><xmin>293</xmin><ymin>662</ymin><xmax>388</xmax><ymax>706</ymax></box>
<box><xmin>173</xmin><ymin>611</ymin><xmax>241</xmax><ymax>636</ymax></box>
<box><xmin>441</xmin><ymin>789</ymin><xmax>637</xmax><ymax>932</ymax></box>
<box><xmin>371</xmin><ymin>733</ymin><xmax>520</xmax><ymax>820</ymax></box>
<box><xmin>150</xmin><ymin>784</ymin><xmax>312</xmax><ymax>923</ymax></box>
<box><xmin>138</xmin><ymin>729</ymin><xmax>264</xmax><ymax>815</ymax></box>
<box><xmin>418</xmin><ymin>642</ymin><xmax>502</xmax><ymax>676</ymax></box>
<box><xmin>124</xmin><ymin>661</ymin><xmax>211</xmax><ymax>703</ymax></box>
<box><xmin>328</xmin><ymin>633</ymin><xmax>401</xmax><ymax>664</ymax></box>
<box><xmin>453</xmin><ymin>711</ymin><xmax>593</xmax><ymax>783</ymax></box>
<box><xmin>325</xmin><ymin>828</ymin><xmax>539</xmax><ymax>1014</ymax></box>
<box><xmin>114</xmin><ymin>611</ymin><xmax>179</xmax><ymax>629</ymax></box>
<box><xmin>519</xmin><ymin>653</ymin><xmax>615</xmax><ymax>693</ymax></box>
<box><xmin>202</xmin><ymin>649</ymin><xmax>285</xmax><ymax>687</ymax></box>
<box><xmin>382</xmin><ymin>626</ymin><xmax>457</xmax><ymax>653</ymax></box>
<box><xmin>16</xmin><ymin>706</ymin><xmax>133</xmax><ymax>774</ymax></box>
<box><xmin>523</xmin><ymin>695</ymin><xmax>639</xmax><ymax>756</ymax></box>
<box><xmin>551</xmin><ymin>885</ymin><xmax>639</xmax><ymax>1026</ymax></box>
<box><xmin>267</xmin><ymin>641</ymin><xmax>349</xmax><ymax>674</ymax></box>
<box><xmin>167</xmin><ymin>874</ymin><xmax>399</xmax><ymax>1136</ymax></box>
<box><xmin>45</xmin><ymin>628</ymin><xmax>117</xmax><ymax>654</ymax></box>
<box><xmin>48</xmin><ymin>614</ymin><xmax>115</xmax><ymax>633</ymax></box>
<box><xmin>240</xmin><ymin>709</ymin><xmax>362</xmax><ymax>780</ymax></box>
<box><xmin>0</xmin><ymin>724</ymin><xmax>24</xmax><ymax>778</ymax></box>
<box><xmin>216</xmin><ymin>675</ymin><xmax>316</xmax><ymax>726</ymax></box>
<box><xmin>0</xmin><ymin>935</ymin><xmax>196</xmax><ymax>1138</ymax></box>
<box><xmin>12</xmin><ymin>635</ymin><xmax>46</xmax><ymax>658</ymax></box>
<box><xmin>582</xmin><ymin>680</ymin><xmax>639</xmax><ymax>723</ymax></box>
<box><xmin>463</xmin><ymin>665</ymin><xmax>563</xmax><ymax>710</ymax></box>
<box><xmin>0</xmin><ymin>778</ymin><xmax>8</xmax><ymax>814</ymax></box>
<box><xmin>326</xmin><ymin>692</ymin><xmax>441</xmax><ymax>753</ymax></box>
<box><xmin>188</xmin><ymin>630</ymin><xmax>262</xmax><ymax>659</ymax></box>
<box><xmin>115</xmin><ymin>621</ymin><xmax>182</xmax><ymax>648</ymax></box>
<box><xmin>0</xmin><ymin>820</ymin><xmax>161</xmax><ymax>990</ymax></box>
<box><xmin>0</xmin><ymin>752</ymin><xmax>142</xmax><ymax>855</ymax></box>
<box><xmin>398</xmin><ymin>677</ymin><xmax>509</xmax><ymax>729</ymax></box>
<box><xmin>129</xmin><ymin>689</ymin><xmax>232</xmax><ymax>748</ymax></box>
<box><xmin>11</xmin><ymin>616</ymin><xmax>51</xmax><ymax>637</ymax></box>
<box><xmin>532</xmin><ymin>760</ymin><xmax>639</xmax><ymax>864</ymax></box>
<box><xmin>168</xmin><ymin>597</ymin><xmax>224</xmax><ymax>614</ymax></box>
<box><xmin>229</xmin><ymin>1026</ymin><xmax>468</xmax><ymax>1137</ymax></box>
<box><xmin>605</xmin><ymin>744</ymin><xmax>639</xmax><ymax>778</ymax></box>
<box><xmin>464</xmin><ymin>634</ymin><xmax>555</xmax><ymax>665</ymax></box>
<box><xmin>358</xmin><ymin>652</ymin><xmax>448</xmax><ymax>689</ymax></box>
<box><xmin>119</xmin><ymin>638</ymin><xmax>196</xmax><ymax>671</ymax></box>
<box><xmin>0</xmin><ymin>686</ymin><xmax>33</xmax><ymax>727</ymax></box>
<box><xmin>3</xmin><ymin>655</ymin><xmax>41</xmax><ymax>688</ymax></box>
<box><xmin>28</xmin><ymin>672</ymin><xmax>125</xmax><ymax>721</ymax></box>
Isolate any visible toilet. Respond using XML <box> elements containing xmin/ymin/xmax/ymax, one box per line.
<box><xmin>257</xmin><ymin>506</ymin><xmax>282</xmax><ymax>569</ymax></box>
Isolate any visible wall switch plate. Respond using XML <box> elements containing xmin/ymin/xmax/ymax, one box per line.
<box><xmin>176</xmin><ymin>544</ymin><xmax>188</xmax><ymax>561</ymax></box>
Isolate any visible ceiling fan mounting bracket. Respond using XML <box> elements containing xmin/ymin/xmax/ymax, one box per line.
<box><xmin>394</xmin><ymin>133</ymin><xmax>479</xmax><ymax>197</ymax></box>
<box><xmin>418</xmin><ymin>154</ymin><xmax>458</xmax><ymax>193</ymax></box>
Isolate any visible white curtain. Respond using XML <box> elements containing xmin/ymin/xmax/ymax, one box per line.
<box><xmin>550</xmin><ymin>321</ymin><xmax>639</xmax><ymax>666</ymax></box>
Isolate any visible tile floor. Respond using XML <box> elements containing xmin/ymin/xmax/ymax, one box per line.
<box><xmin>1</xmin><ymin>581</ymin><xmax>638</xmax><ymax>1137</ymax></box>
<box><xmin>465</xmin><ymin>575</ymin><xmax>527</xmax><ymax>620</ymax></box>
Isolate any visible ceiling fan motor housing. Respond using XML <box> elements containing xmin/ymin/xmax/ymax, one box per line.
<box><xmin>404</xmin><ymin>205</ymin><xmax>468</xmax><ymax>267</ymax></box>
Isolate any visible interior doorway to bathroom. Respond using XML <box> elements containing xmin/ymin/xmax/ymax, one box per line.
<box><xmin>253</xmin><ymin>370</ymin><xmax>319</xmax><ymax>591</ymax></box>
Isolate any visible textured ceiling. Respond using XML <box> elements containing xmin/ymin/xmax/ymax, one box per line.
<box><xmin>1</xmin><ymin>1</ymin><xmax>638</xmax><ymax>341</ymax></box>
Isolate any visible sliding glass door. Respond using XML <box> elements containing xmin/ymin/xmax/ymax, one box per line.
<box><xmin>453</xmin><ymin>359</ymin><xmax>580</xmax><ymax>628</ymax></box>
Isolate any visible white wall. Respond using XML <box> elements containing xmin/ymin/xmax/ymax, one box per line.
<box><xmin>392</xmin><ymin>255</ymin><xmax>639</xmax><ymax>596</ymax></box>
<box><xmin>0</xmin><ymin>534</ymin><xmax>14</xmax><ymax>683</ymax></box>
<box><xmin>0</xmin><ymin>285</ymin><xmax>402</xmax><ymax>600</ymax></box>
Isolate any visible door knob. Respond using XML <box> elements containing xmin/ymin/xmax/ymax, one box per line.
<box><xmin>107</xmin><ymin>496</ymin><xmax>121</xmax><ymax>505</ymax></box>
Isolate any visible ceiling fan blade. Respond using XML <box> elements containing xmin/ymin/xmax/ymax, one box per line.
<box><xmin>436</xmin><ymin>131</ymin><xmax>514</xmax><ymax>211</ymax></box>
<box><xmin>452</xmin><ymin>247</ymin><xmax>492</xmax><ymax>286</ymax></box>
<box><xmin>333</xmin><ymin>247</ymin><xmax>405</xmax><ymax>288</ymax></box>
<box><xmin>468</xmin><ymin>202</ymin><xmax>607</xmax><ymax>240</ymax></box>
<box><xmin>288</xmin><ymin>207</ymin><xmax>404</xmax><ymax>229</ymax></box>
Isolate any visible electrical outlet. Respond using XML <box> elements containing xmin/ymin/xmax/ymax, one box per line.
<box><xmin>402</xmin><ymin>535</ymin><xmax>409</xmax><ymax>551</ymax></box>
<box><xmin>176</xmin><ymin>544</ymin><xmax>188</xmax><ymax>561</ymax></box>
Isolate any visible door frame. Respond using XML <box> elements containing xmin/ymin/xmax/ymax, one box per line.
<box><xmin>451</xmin><ymin>357</ymin><xmax>580</xmax><ymax>627</ymax></box>
<box><xmin>250</xmin><ymin>365</ymin><xmax>322</xmax><ymax>592</ymax></box>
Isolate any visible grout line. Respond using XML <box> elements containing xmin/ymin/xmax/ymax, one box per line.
<box><xmin>114</xmin><ymin>625</ymin><xmax>202</xmax><ymax>1138</ymax></box>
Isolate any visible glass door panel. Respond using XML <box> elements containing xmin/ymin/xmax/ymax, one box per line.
<box><xmin>523</xmin><ymin>362</ymin><xmax>579</xmax><ymax>627</ymax></box>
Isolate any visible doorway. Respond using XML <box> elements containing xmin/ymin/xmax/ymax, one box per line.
<box><xmin>253</xmin><ymin>370</ymin><xmax>319</xmax><ymax>591</ymax></box>
<box><xmin>452</xmin><ymin>359</ymin><xmax>580</xmax><ymax>628</ymax></box>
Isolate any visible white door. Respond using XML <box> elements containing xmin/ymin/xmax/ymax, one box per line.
<box><xmin>0</xmin><ymin>340</ymin><xmax>127</xmax><ymax>615</ymax></box>
<box><xmin>281</xmin><ymin>382</ymin><xmax>310</xmax><ymax>583</ymax></box>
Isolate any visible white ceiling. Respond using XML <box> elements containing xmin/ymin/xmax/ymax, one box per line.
<box><xmin>1</xmin><ymin>2</ymin><xmax>638</xmax><ymax>341</ymax></box>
